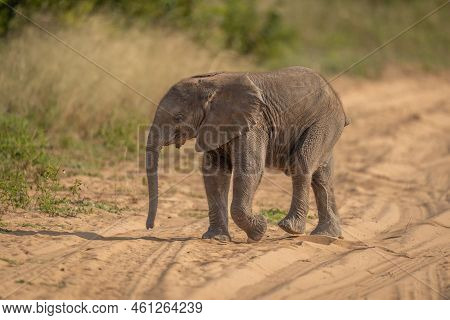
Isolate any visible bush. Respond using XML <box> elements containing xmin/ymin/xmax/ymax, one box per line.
<box><xmin>220</xmin><ymin>0</ymin><xmax>293</xmax><ymax>60</ymax></box>
<box><xmin>0</xmin><ymin>0</ymin><xmax>294</xmax><ymax>61</ymax></box>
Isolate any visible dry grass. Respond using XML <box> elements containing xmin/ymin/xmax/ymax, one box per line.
<box><xmin>0</xmin><ymin>14</ymin><xmax>254</xmax><ymax>140</ymax></box>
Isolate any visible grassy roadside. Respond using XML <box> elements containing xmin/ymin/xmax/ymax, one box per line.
<box><xmin>0</xmin><ymin>113</ymin><xmax>132</xmax><ymax>217</ymax></box>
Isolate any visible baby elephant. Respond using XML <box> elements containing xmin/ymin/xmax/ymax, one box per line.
<box><xmin>146</xmin><ymin>66</ymin><xmax>350</xmax><ymax>242</ymax></box>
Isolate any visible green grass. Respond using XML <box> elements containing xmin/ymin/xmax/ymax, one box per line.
<box><xmin>0</xmin><ymin>114</ymin><xmax>93</xmax><ymax>216</ymax></box>
<box><xmin>261</xmin><ymin>208</ymin><xmax>316</xmax><ymax>224</ymax></box>
<box><xmin>260</xmin><ymin>208</ymin><xmax>287</xmax><ymax>224</ymax></box>
<box><xmin>0</xmin><ymin>114</ymin><xmax>50</xmax><ymax>212</ymax></box>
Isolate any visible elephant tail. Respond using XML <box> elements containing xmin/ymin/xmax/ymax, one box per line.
<box><xmin>330</xmin><ymin>85</ymin><xmax>351</xmax><ymax>127</ymax></box>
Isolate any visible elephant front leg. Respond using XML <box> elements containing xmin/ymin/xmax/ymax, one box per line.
<box><xmin>230</xmin><ymin>173</ymin><xmax>267</xmax><ymax>242</ymax></box>
<box><xmin>278</xmin><ymin>173</ymin><xmax>310</xmax><ymax>234</ymax></box>
<box><xmin>201</xmin><ymin>150</ymin><xmax>232</xmax><ymax>241</ymax></box>
<box><xmin>230</xmin><ymin>131</ymin><xmax>268</xmax><ymax>242</ymax></box>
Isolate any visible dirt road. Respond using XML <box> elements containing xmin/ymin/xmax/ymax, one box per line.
<box><xmin>1</xmin><ymin>74</ymin><xmax>449</xmax><ymax>299</ymax></box>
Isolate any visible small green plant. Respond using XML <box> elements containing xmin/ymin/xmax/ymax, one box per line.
<box><xmin>260</xmin><ymin>208</ymin><xmax>287</xmax><ymax>224</ymax></box>
<box><xmin>261</xmin><ymin>208</ymin><xmax>315</xmax><ymax>224</ymax></box>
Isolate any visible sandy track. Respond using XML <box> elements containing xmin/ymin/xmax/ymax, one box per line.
<box><xmin>1</xmin><ymin>74</ymin><xmax>449</xmax><ymax>299</ymax></box>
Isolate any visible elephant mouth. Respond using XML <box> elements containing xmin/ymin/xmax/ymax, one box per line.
<box><xmin>172</xmin><ymin>130</ymin><xmax>187</xmax><ymax>149</ymax></box>
<box><xmin>175</xmin><ymin>136</ymin><xmax>187</xmax><ymax>148</ymax></box>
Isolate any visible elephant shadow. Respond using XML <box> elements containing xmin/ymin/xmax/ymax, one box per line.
<box><xmin>1</xmin><ymin>229</ymin><xmax>367</xmax><ymax>248</ymax></box>
<box><xmin>0</xmin><ymin>229</ymin><xmax>197</xmax><ymax>242</ymax></box>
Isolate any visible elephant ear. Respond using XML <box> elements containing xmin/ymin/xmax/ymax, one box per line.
<box><xmin>195</xmin><ymin>74</ymin><xmax>265</xmax><ymax>152</ymax></box>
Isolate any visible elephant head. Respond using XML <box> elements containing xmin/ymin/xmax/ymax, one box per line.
<box><xmin>146</xmin><ymin>72</ymin><xmax>265</xmax><ymax>229</ymax></box>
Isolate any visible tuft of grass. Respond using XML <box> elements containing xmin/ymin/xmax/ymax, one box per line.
<box><xmin>261</xmin><ymin>208</ymin><xmax>316</xmax><ymax>224</ymax></box>
<box><xmin>260</xmin><ymin>208</ymin><xmax>287</xmax><ymax>224</ymax></box>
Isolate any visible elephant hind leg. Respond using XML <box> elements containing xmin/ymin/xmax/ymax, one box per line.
<box><xmin>278</xmin><ymin>124</ymin><xmax>324</xmax><ymax>235</ymax></box>
<box><xmin>311</xmin><ymin>156</ymin><xmax>342</xmax><ymax>238</ymax></box>
<box><xmin>278</xmin><ymin>173</ymin><xmax>310</xmax><ymax>234</ymax></box>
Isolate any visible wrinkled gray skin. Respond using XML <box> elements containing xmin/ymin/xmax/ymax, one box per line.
<box><xmin>146</xmin><ymin>66</ymin><xmax>350</xmax><ymax>242</ymax></box>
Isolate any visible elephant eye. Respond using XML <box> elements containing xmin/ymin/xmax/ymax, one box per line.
<box><xmin>174</xmin><ymin>114</ymin><xmax>184</xmax><ymax>123</ymax></box>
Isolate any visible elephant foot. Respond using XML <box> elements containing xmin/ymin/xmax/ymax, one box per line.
<box><xmin>245</xmin><ymin>215</ymin><xmax>267</xmax><ymax>243</ymax></box>
<box><xmin>202</xmin><ymin>227</ymin><xmax>231</xmax><ymax>242</ymax></box>
<box><xmin>311</xmin><ymin>220</ymin><xmax>342</xmax><ymax>238</ymax></box>
<box><xmin>278</xmin><ymin>216</ymin><xmax>305</xmax><ymax>235</ymax></box>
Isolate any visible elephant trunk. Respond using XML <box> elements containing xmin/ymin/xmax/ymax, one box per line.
<box><xmin>146</xmin><ymin>127</ymin><xmax>161</xmax><ymax>229</ymax></box>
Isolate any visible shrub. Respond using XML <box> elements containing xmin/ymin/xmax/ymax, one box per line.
<box><xmin>0</xmin><ymin>0</ymin><xmax>294</xmax><ymax>61</ymax></box>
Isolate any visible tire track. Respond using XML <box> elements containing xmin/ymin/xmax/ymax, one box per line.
<box><xmin>308</xmin><ymin>253</ymin><xmax>447</xmax><ymax>299</ymax></box>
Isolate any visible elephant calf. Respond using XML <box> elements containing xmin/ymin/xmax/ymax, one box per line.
<box><xmin>146</xmin><ymin>66</ymin><xmax>350</xmax><ymax>242</ymax></box>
